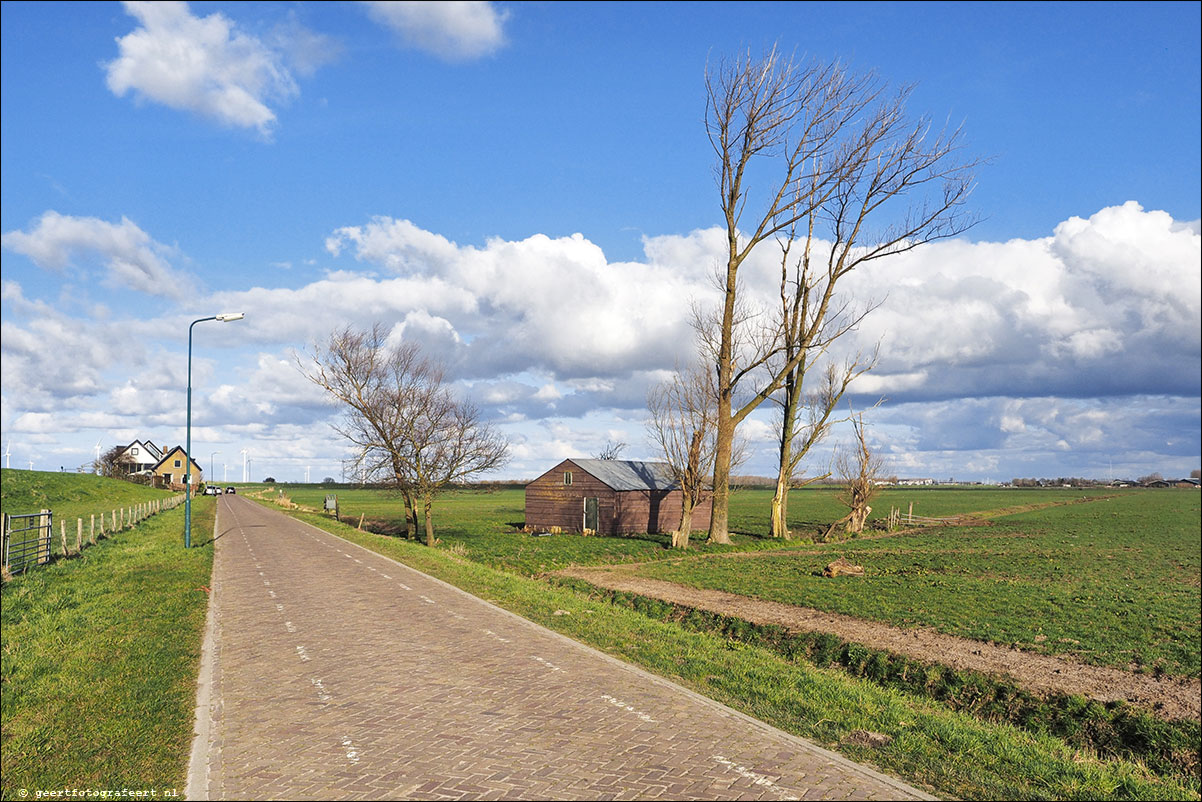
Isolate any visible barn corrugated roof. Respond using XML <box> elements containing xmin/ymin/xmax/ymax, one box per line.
<box><xmin>570</xmin><ymin>459</ymin><xmax>679</xmax><ymax>491</ymax></box>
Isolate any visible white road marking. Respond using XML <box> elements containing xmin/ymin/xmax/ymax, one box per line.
<box><xmin>600</xmin><ymin>694</ymin><xmax>658</xmax><ymax>723</ymax></box>
<box><xmin>419</xmin><ymin>595</ymin><xmax>436</xmax><ymax>605</ymax></box>
<box><xmin>711</xmin><ymin>756</ymin><xmax>800</xmax><ymax>800</ymax></box>
<box><xmin>532</xmin><ymin>656</ymin><xmax>562</xmax><ymax>672</ymax></box>
<box><xmin>285</xmin><ymin>621</ymin><xmax>297</xmax><ymax>633</ymax></box>
<box><xmin>483</xmin><ymin>629</ymin><xmax>511</xmax><ymax>643</ymax></box>
<box><xmin>296</xmin><ymin>645</ymin><xmax>311</xmax><ymax>662</ymax></box>
<box><xmin>341</xmin><ymin>736</ymin><xmax>360</xmax><ymax>765</ymax></box>
<box><xmin>311</xmin><ymin>678</ymin><xmax>332</xmax><ymax>702</ymax></box>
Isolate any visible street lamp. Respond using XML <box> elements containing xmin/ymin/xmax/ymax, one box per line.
<box><xmin>186</xmin><ymin>313</ymin><xmax>244</xmax><ymax>548</ymax></box>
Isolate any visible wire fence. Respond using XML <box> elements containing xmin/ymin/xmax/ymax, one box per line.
<box><xmin>2</xmin><ymin>494</ymin><xmax>185</xmax><ymax>577</ymax></box>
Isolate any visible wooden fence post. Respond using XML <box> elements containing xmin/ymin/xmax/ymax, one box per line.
<box><xmin>90</xmin><ymin>514</ymin><xmax>96</xmax><ymax>545</ymax></box>
<box><xmin>60</xmin><ymin>519</ymin><xmax>68</xmax><ymax>556</ymax></box>
<box><xmin>76</xmin><ymin>518</ymin><xmax>83</xmax><ymax>552</ymax></box>
<box><xmin>39</xmin><ymin>510</ymin><xmax>52</xmax><ymax>564</ymax></box>
<box><xmin>98</xmin><ymin>513</ymin><xmax>105</xmax><ymax>537</ymax></box>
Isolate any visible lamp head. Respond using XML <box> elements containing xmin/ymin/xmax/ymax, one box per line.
<box><xmin>215</xmin><ymin>312</ymin><xmax>245</xmax><ymax>322</ymax></box>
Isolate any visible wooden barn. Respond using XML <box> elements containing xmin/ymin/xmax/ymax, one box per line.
<box><xmin>524</xmin><ymin>458</ymin><xmax>712</xmax><ymax>535</ymax></box>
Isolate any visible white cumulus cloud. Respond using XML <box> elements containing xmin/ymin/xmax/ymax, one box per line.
<box><xmin>361</xmin><ymin>1</ymin><xmax>508</xmax><ymax>60</ymax></box>
<box><xmin>104</xmin><ymin>1</ymin><xmax>299</xmax><ymax>135</ymax></box>
<box><xmin>1</xmin><ymin>211</ymin><xmax>194</xmax><ymax>299</ymax></box>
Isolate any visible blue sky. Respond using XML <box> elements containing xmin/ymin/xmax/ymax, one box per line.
<box><xmin>2</xmin><ymin>0</ymin><xmax>1199</xmax><ymax>484</ymax></box>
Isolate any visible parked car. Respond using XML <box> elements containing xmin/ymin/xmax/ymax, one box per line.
<box><xmin>203</xmin><ymin>485</ymin><xmax>220</xmax><ymax>496</ymax></box>
<box><xmin>225</xmin><ymin>486</ymin><xmax>237</xmax><ymax>494</ymax></box>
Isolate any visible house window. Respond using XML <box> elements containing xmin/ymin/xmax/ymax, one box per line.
<box><xmin>564</xmin><ymin>471</ymin><xmax>573</xmax><ymax>485</ymax></box>
<box><xmin>174</xmin><ymin>459</ymin><xmax>182</xmax><ymax>468</ymax></box>
<box><xmin>131</xmin><ymin>447</ymin><xmax>139</xmax><ymax>456</ymax></box>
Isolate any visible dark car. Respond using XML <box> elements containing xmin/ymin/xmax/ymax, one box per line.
<box><xmin>225</xmin><ymin>486</ymin><xmax>237</xmax><ymax>494</ymax></box>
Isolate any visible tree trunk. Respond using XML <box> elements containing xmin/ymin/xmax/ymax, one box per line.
<box><xmin>423</xmin><ymin>496</ymin><xmax>435</xmax><ymax>547</ymax></box>
<box><xmin>400</xmin><ymin>486</ymin><xmax>418</xmax><ymax>539</ymax></box>
<box><xmin>673</xmin><ymin>496</ymin><xmax>696</xmax><ymax>549</ymax></box>
<box><xmin>708</xmin><ymin>416</ymin><xmax>733</xmax><ymax>544</ymax></box>
<box><xmin>769</xmin><ymin>474</ymin><xmax>791</xmax><ymax>540</ymax></box>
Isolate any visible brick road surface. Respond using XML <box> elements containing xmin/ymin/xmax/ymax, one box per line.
<box><xmin>191</xmin><ymin>495</ymin><xmax>934</xmax><ymax>801</ymax></box>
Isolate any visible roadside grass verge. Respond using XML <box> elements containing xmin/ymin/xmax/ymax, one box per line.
<box><xmin>632</xmin><ymin>491</ymin><xmax>1201</xmax><ymax>677</ymax></box>
<box><xmin>271</xmin><ymin>505</ymin><xmax>1199</xmax><ymax>800</ymax></box>
<box><xmin>552</xmin><ymin>577</ymin><xmax>1200</xmax><ymax>784</ymax></box>
<box><xmin>1</xmin><ymin>469</ymin><xmax>180</xmax><ymax>559</ymax></box>
<box><xmin>0</xmin><ymin>497</ymin><xmax>214</xmax><ymax>801</ymax></box>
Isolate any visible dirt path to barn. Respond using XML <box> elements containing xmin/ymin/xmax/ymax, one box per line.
<box><xmin>190</xmin><ymin>495</ymin><xmax>934</xmax><ymax>800</ymax></box>
<box><xmin>557</xmin><ymin>565</ymin><xmax>1201</xmax><ymax>721</ymax></box>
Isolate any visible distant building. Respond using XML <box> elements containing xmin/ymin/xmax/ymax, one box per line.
<box><xmin>151</xmin><ymin>446</ymin><xmax>203</xmax><ymax>490</ymax></box>
<box><xmin>896</xmin><ymin>478</ymin><xmax>935</xmax><ymax>486</ymax></box>
<box><xmin>114</xmin><ymin>439</ymin><xmax>164</xmax><ymax>474</ymax></box>
<box><xmin>524</xmin><ymin>458</ymin><xmax>711</xmax><ymax>535</ymax></box>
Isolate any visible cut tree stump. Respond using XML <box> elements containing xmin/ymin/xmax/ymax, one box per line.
<box><xmin>823</xmin><ymin>557</ymin><xmax>865</xmax><ymax>577</ymax></box>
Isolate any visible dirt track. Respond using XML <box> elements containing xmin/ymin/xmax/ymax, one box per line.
<box><xmin>560</xmin><ymin>565</ymin><xmax>1202</xmax><ymax>721</ymax></box>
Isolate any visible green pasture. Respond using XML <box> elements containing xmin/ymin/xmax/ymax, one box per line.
<box><xmin>635</xmin><ymin>490</ymin><xmax>1202</xmax><ymax>678</ymax></box>
<box><xmin>1</xmin><ymin>473</ymin><xmax>214</xmax><ymax>800</ymax></box>
<box><xmin>249</xmin><ymin>483</ymin><xmax>1118</xmax><ymax>575</ymax></box>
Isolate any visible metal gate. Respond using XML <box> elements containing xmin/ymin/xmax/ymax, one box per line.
<box><xmin>2</xmin><ymin>510</ymin><xmax>53</xmax><ymax>574</ymax></box>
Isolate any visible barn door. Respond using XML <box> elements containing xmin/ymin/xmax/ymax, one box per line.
<box><xmin>583</xmin><ymin>497</ymin><xmax>599</xmax><ymax>532</ymax></box>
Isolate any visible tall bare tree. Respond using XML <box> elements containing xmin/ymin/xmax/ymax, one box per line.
<box><xmin>302</xmin><ymin>325</ymin><xmax>508</xmax><ymax>546</ymax></box>
<box><xmin>768</xmin><ymin>358</ymin><xmax>871</xmax><ymax>538</ymax></box>
<box><xmin>704</xmin><ymin>47</ymin><xmax>977</xmax><ymax>542</ymax></box>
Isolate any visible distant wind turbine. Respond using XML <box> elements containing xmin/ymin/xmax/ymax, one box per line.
<box><xmin>94</xmin><ymin>439</ymin><xmax>102</xmax><ymax>473</ymax></box>
<box><xmin>4</xmin><ymin>441</ymin><xmax>10</xmax><ymax>469</ymax></box>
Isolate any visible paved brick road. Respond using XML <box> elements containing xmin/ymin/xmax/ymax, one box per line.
<box><xmin>189</xmin><ymin>495</ymin><xmax>933</xmax><ymax>800</ymax></box>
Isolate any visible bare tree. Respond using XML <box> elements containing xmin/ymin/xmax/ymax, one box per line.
<box><xmin>646</xmin><ymin>359</ymin><xmax>737</xmax><ymax>549</ymax></box>
<box><xmin>825</xmin><ymin>412</ymin><xmax>884</xmax><ymax>539</ymax></box>
<box><xmin>302</xmin><ymin>325</ymin><xmax>508</xmax><ymax>546</ymax></box>
<box><xmin>703</xmin><ymin>47</ymin><xmax>977</xmax><ymax>543</ymax></box>
<box><xmin>595</xmin><ymin>440</ymin><xmax>627</xmax><ymax>460</ymax></box>
<box><xmin>768</xmin><ymin>359</ymin><xmax>871</xmax><ymax>538</ymax></box>
<box><xmin>406</xmin><ymin>392</ymin><xmax>509</xmax><ymax>546</ymax></box>
<box><xmin>94</xmin><ymin>445</ymin><xmax>134</xmax><ymax>479</ymax></box>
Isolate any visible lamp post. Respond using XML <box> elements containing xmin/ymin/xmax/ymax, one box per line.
<box><xmin>186</xmin><ymin>313</ymin><xmax>244</xmax><ymax>548</ymax></box>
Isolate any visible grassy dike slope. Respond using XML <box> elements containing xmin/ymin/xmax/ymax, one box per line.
<box><xmin>265</xmin><ymin>501</ymin><xmax>1198</xmax><ymax>801</ymax></box>
<box><xmin>1</xmin><ymin>471</ymin><xmax>214</xmax><ymax>800</ymax></box>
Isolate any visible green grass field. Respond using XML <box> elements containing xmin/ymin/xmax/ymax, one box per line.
<box><xmin>1</xmin><ymin>469</ymin><xmax>182</xmax><ymax>559</ymax></box>
<box><xmin>637</xmin><ymin>491</ymin><xmax>1202</xmax><ymax>677</ymax></box>
<box><xmin>1</xmin><ymin>471</ymin><xmax>214</xmax><ymax>801</ymax></box>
